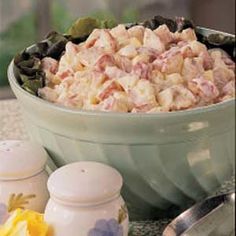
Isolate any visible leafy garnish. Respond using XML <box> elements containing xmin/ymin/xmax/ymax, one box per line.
<box><xmin>14</xmin><ymin>32</ymin><xmax>68</xmax><ymax>95</ymax></box>
<box><xmin>67</xmin><ymin>17</ymin><xmax>117</xmax><ymax>39</ymax></box>
<box><xmin>67</xmin><ymin>17</ymin><xmax>100</xmax><ymax>39</ymax></box>
<box><xmin>197</xmin><ymin>33</ymin><xmax>235</xmax><ymax>60</ymax></box>
<box><xmin>141</xmin><ymin>15</ymin><xmax>194</xmax><ymax>32</ymax></box>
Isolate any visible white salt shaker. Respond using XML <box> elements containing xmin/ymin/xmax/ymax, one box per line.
<box><xmin>45</xmin><ymin>161</ymin><xmax>129</xmax><ymax>236</ymax></box>
<box><xmin>0</xmin><ymin>140</ymin><xmax>49</xmax><ymax>220</ymax></box>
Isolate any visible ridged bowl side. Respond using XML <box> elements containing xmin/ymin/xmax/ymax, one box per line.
<box><xmin>22</xmin><ymin>115</ymin><xmax>234</xmax><ymax>220</ymax></box>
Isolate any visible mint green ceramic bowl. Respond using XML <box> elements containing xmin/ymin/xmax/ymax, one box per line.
<box><xmin>8</xmin><ymin>27</ymin><xmax>235</xmax><ymax>220</ymax></box>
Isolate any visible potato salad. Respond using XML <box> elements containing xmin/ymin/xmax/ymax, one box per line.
<box><xmin>38</xmin><ymin>24</ymin><xmax>235</xmax><ymax>112</ymax></box>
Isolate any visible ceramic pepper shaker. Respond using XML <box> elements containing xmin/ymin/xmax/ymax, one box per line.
<box><xmin>44</xmin><ymin>161</ymin><xmax>129</xmax><ymax>236</ymax></box>
<box><xmin>0</xmin><ymin>140</ymin><xmax>49</xmax><ymax>224</ymax></box>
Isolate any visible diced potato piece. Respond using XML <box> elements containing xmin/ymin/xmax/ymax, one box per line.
<box><xmin>94</xmin><ymin>29</ymin><xmax>117</xmax><ymax>52</ymax></box>
<box><xmin>129</xmin><ymin>37</ymin><xmax>142</xmax><ymax>47</ymax></box>
<box><xmin>158</xmin><ymin>85</ymin><xmax>196</xmax><ymax>111</ymax></box>
<box><xmin>129</xmin><ymin>79</ymin><xmax>158</xmax><ymax>108</ymax></box>
<box><xmin>128</xmin><ymin>25</ymin><xmax>145</xmax><ymax>43</ymax></box>
<box><xmin>189</xmin><ymin>41</ymin><xmax>207</xmax><ymax>56</ymax></box>
<box><xmin>165</xmin><ymin>73</ymin><xmax>184</xmax><ymax>85</ymax></box>
<box><xmin>179</xmin><ymin>28</ymin><xmax>197</xmax><ymax>41</ymax></box>
<box><xmin>85</xmin><ymin>29</ymin><xmax>100</xmax><ymax>48</ymax></box>
<box><xmin>118</xmin><ymin>44</ymin><xmax>137</xmax><ymax>59</ymax></box>
<box><xmin>182</xmin><ymin>57</ymin><xmax>204</xmax><ymax>81</ymax></box>
<box><xmin>132</xmin><ymin>62</ymin><xmax>152</xmax><ymax>79</ymax></box>
<box><xmin>105</xmin><ymin>66</ymin><xmax>127</xmax><ymax>79</ymax></box>
<box><xmin>110</xmin><ymin>24</ymin><xmax>130</xmax><ymax>46</ymax></box>
<box><xmin>41</xmin><ymin>57</ymin><xmax>58</xmax><ymax>74</ymax></box>
<box><xmin>222</xmin><ymin>80</ymin><xmax>235</xmax><ymax>97</ymax></box>
<box><xmin>99</xmin><ymin>94</ymin><xmax>129</xmax><ymax>112</ymax></box>
<box><xmin>162</xmin><ymin>52</ymin><xmax>183</xmax><ymax>74</ymax></box>
<box><xmin>38</xmin><ymin>87</ymin><xmax>58</xmax><ymax>102</ymax></box>
<box><xmin>117</xmin><ymin>75</ymin><xmax>139</xmax><ymax>92</ymax></box>
<box><xmin>203</xmin><ymin>70</ymin><xmax>214</xmax><ymax>81</ymax></box>
<box><xmin>154</xmin><ymin>24</ymin><xmax>174</xmax><ymax>46</ymax></box>
<box><xmin>143</xmin><ymin>28</ymin><xmax>165</xmax><ymax>53</ymax></box>
<box><xmin>188</xmin><ymin>77</ymin><xmax>219</xmax><ymax>102</ymax></box>
<box><xmin>76</xmin><ymin>47</ymin><xmax>103</xmax><ymax>67</ymax></box>
<box><xmin>132</xmin><ymin>54</ymin><xmax>150</xmax><ymax>65</ymax></box>
<box><xmin>97</xmin><ymin>80</ymin><xmax>122</xmax><ymax>101</ymax></box>
<box><xmin>114</xmin><ymin>54</ymin><xmax>132</xmax><ymax>72</ymax></box>
<box><xmin>213</xmin><ymin>66</ymin><xmax>234</xmax><ymax>90</ymax></box>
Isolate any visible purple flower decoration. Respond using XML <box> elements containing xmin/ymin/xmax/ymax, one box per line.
<box><xmin>88</xmin><ymin>219</ymin><xmax>123</xmax><ymax>236</ymax></box>
<box><xmin>0</xmin><ymin>203</ymin><xmax>9</xmax><ymax>224</ymax></box>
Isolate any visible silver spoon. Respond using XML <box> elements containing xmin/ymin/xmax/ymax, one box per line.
<box><xmin>163</xmin><ymin>192</ymin><xmax>235</xmax><ymax>236</ymax></box>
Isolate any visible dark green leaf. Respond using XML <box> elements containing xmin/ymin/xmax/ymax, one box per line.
<box><xmin>140</xmin><ymin>15</ymin><xmax>194</xmax><ymax>32</ymax></box>
<box><xmin>22</xmin><ymin>79</ymin><xmax>43</xmax><ymax>95</ymax></box>
<box><xmin>46</xmin><ymin>37</ymin><xmax>68</xmax><ymax>58</ymax></box>
<box><xmin>197</xmin><ymin>33</ymin><xmax>235</xmax><ymax>60</ymax></box>
<box><xmin>25</xmin><ymin>42</ymin><xmax>48</xmax><ymax>58</ymax></box>
<box><xmin>142</xmin><ymin>15</ymin><xmax>177</xmax><ymax>32</ymax></box>
<box><xmin>67</xmin><ymin>17</ymin><xmax>100</xmax><ymax>39</ymax></box>
<box><xmin>100</xmin><ymin>19</ymin><xmax>117</xmax><ymax>29</ymax></box>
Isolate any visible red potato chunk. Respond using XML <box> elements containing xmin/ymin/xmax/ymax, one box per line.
<box><xmin>177</xmin><ymin>28</ymin><xmax>197</xmax><ymax>42</ymax></box>
<box><xmin>199</xmin><ymin>51</ymin><xmax>214</xmax><ymax>70</ymax></box>
<box><xmin>110</xmin><ymin>24</ymin><xmax>130</xmax><ymax>47</ymax></box>
<box><xmin>97</xmin><ymin>80</ymin><xmax>122</xmax><ymax>100</ymax></box>
<box><xmin>128</xmin><ymin>25</ymin><xmax>145</xmax><ymax>43</ymax></box>
<box><xmin>220</xmin><ymin>80</ymin><xmax>236</xmax><ymax>101</ymax></box>
<box><xmin>38</xmin><ymin>87</ymin><xmax>58</xmax><ymax>102</ymax></box>
<box><xmin>161</xmin><ymin>52</ymin><xmax>183</xmax><ymax>74</ymax></box>
<box><xmin>41</xmin><ymin>57</ymin><xmax>58</xmax><ymax>74</ymax></box>
<box><xmin>129</xmin><ymin>79</ymin><xmax>158</xmax><ymax>109</ymax></box>
<box><xmin>117</xmin><ymin>75</ymin><xmax>139</xmax><ymax>93</ymax></box>
<box><xmin>98</xmin><ymin>95</ymin><xmax>129</xmax><ymax>112</ymax></box>
<box><xmin>182</xmin><ymin>57</ymin><xmax>205</xmax><ymax>81</ymax></box>
<box><xmin>188</xmin><ymin>77</ymin><xmax>219</xmax><ymax>103</ymax></box>
<box><xmin>114</xmin><ymin>54</ymin><xmax>132</xmax><ymax>73</ymax></box>
<box><xmin>136</xmin><ymin>47</ymin><xmax>160</xmax><ymax>63</ymax></box>
<box><xmin>154</xmin><ymin>48</ymin><xmax>183</xmax><ymax>74</ymax></box>
<box><xmin>94</xmin><ymin>29</ymin><xmax>117</xmax><ymax>52</ymax></box>
<box><xmin>143</xmin><ymin>28</ymin><xmax>165</xmax><ymax>53</ymax></box>
<box><xmin>57</xmin><ymin>69</ymin><xmax>74</xmax><ymax>80</ymax></box>
<box><xmin>118</xmin><ymin>44</ymin><xmax>137</xmax><ymax>59</ymax></box>
<box><xmin>77</xmin><ymin>47</ymin><xmax>103</xmax><ymax>67</ymax></box>
<box><xmin>210</xmin><ymin>48</ymin><xmax>235</xmax><ymax>71</ymax></box>
<box><xmin>94</xmin><ymin>54</ymin><xmax>115</xmax><ymax>72</ymax></box>
<box><xmin>179</xmin><ymin>45</ymin><xmax>195</xmax><ymax>58</ymax></box>
<box><xmin>158</xmin><ymin>85</ymin><xmax>196</xmax><ymax>111</ymax></box>
<box><xmin>213</xmin><ymin>66</ymin><xmax>235</xmax><ymax>91</ymax></box>
<box><xmin>132</xmin><ymin>62</ymin><xmax>152</xmax><ymax>80</ymax></box>
<box><xmin>85</xmin><ymin>29</ymin><xmax>100</xmax><ymax>48</ymax></box>
<box><xmin>65</xmin><ymin>41</ymin><xmax>79</xmax><ymax>56</ymax></box>
<box><xmin>188</xmin><ymin>41</ymin><xmax>207</xmax><ymax>55</ymax></box>
<box><xmin>90</xmin><ymin>71</ymin><xmax>107</xmax><ymax>89</ymax></box>
<box><xmin>154</xmin><ymin>24</ymin><xmax>174</xmax><ymax>46</ymax></box>
<box><xmin>105</xmin><ymin>66</ymin><xmax>127</xmax><ymax>79</ymax></box>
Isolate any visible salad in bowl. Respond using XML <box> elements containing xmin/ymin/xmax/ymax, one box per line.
<box><xmin>13</xmin><ymin>16</ymin><xmax>235</xmax><ymax>113</ymax></box>
<box><xmin>9</xmin><ymin>15</ymin><xmax>235</xmax><ymax>220</ymax></box>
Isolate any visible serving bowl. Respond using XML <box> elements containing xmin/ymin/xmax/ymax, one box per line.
<box><xmin>8</xmin><ymin>27</ymin><xmax>235</xmax><ymax>220</ymax></box>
